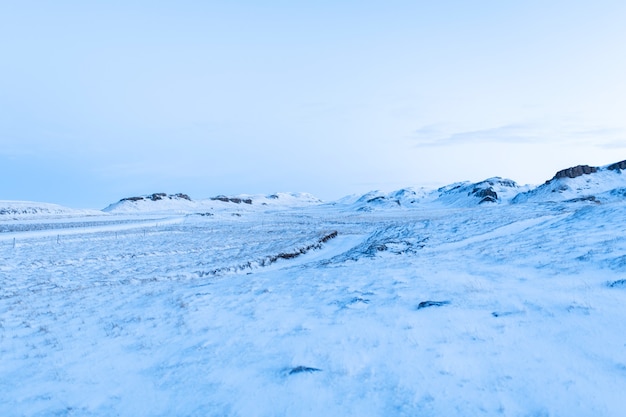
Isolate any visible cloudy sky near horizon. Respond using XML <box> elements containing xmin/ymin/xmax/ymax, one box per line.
<box><xmin>2</xmin><ymin>0</ymin><xmax>625</xmax><ymax>208</ymax></box>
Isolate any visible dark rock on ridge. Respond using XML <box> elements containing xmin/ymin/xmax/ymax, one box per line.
<box><xmin>288</xmin><ymin>366</ymin><xmax>322</xmax><ymax>375</ymax></box>
<box><xmin>417</xmin><ymin>300</ymin><xmax>450</xmax><ymax>309</ymax></box>
<box><xmin>120</xmin><ymin>193</ymin><xmax>191</xmax><ymax>203</ymax></box>
<box><xmin>607</xmin><ymin>160</ymin><xmax>626</xmax><ymax>171</ymax></box>
<box><xmin>211</xmin><ymin>195</ymin><xmax>253</xmax><ymax>204</ymax></box>
<box><xmin>551</xmin><ymin>165</ymin><xmax>598</xmax><ymax>181</ymax></box>
<box><xmin>540</xmin><ymin>159</ymin><xmax>625</xmax><ymax>186</ymax></box>
<box><xmin>474</xmin><ymin>187</ymin><xmax>499</xmax><ymax>204</ymax></box>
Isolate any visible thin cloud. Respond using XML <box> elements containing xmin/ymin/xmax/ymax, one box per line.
<box><xmin>412</xmin><ymin>123</ymin><xmax>626</xmax><ymax>148</ymax></box>
<box><xmin>412</xmin><ymin>123</ymin><xmax>545</xmax><ymax>147</ymax></box>
<box><xmin>596</xmin><ymin>141</ymin><xmax>626</xmax><ymax>149</ymax></box>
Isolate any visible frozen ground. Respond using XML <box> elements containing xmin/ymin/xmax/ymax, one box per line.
<box><xmin>2</xmin><ymin>199</ymin><xmax>626</xmax><ymax>416</ymax></box>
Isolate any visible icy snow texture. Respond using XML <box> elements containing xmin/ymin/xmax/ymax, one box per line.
<box><xmin>2</xmin><ymin>196</ymin><xmax>626</xmax><ymax>416</ymax></box>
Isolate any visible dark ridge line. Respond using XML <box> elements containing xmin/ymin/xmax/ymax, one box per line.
<box><xmin>197</xmin><ymin>231</ymin><xmax>339</xmax><ymax>277</ymax></box>
<box><xmin>288</xmin><ymin>366</ymin><xmax>322</xmax><ymax>375</ymax></box>
<box><xmin>417</xmin><ymin>300</ymin><xmax>450</xmax><ymax>310</ymax></box>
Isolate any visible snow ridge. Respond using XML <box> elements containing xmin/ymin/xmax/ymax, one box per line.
<box><xmin>196</xmin><ymin>231</ymin><xmax>339</xmax><ymax>277</ymax></box>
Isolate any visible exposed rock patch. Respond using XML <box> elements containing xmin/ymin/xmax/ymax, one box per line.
<box><xmin>120</xmin><ymin>193</ymin><xmax>192</xmax><ymax>203</ymax></box>
<box><xmin>417</xmin><ymin>300</ymin><xmax>450</xmax><ymax>309</ymax></box>
<box><xmin>474</xmin><ymin>187</ymin><xmax>498</xmax><ymax>204</ymax></box>
<box><xmin>210</xmin><ymin>195</ymin><xmax>253</xmax><ymax>204</ymax></box>
<box><xmin>607</xmin><ymin>160</ymin><xmax>626</xmax><ymax>171</ymax></box>
<box><xmin>551</xmin><ymin>165</ymin><xmax>598</xmax><ymax>181</ymax></box>
<box><xmin>608</xmin><ymin>279</ymin><xmax>626</xmax><ymax>288</ymax></box>
<box><xmin>288</xmin><ymin>366</ymin><xmax>322</xmax><ymax>375</ymax></box>
<box><xmin>564</xmin><ymin>196</ymin><xmax>599</xmax><ymax>204</ymax></box>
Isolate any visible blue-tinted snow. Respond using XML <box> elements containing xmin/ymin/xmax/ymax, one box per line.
<box><xmin>1</xmin><ymin>197</ymin><xmax>626</xmax><ymax>416</ymax></box>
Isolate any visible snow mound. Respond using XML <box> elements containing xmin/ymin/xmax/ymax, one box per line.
<box><xmin>103</xmin><ymin>193</ymin><xmax>198</xmax><ymax>213</ymax></box>
<box><xmin>340</xmin><ymin>187</ymin><xmax>434</xmax><ymax>211</ymax></box>
<box><xmin>512</xmin><ymin>160</ymin><xmax>626</xmax><ymax>204</ymax></box>
<box><xmin>436</xmin><ymin>177</ymin><xmax>524</xmax><ymax>207</ymax></box>
<box><xmin>0</xmin><ymin>200</ymin><xmax>101</xmax><ymax>219</ymax></box>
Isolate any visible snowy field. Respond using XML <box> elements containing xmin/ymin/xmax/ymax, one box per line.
<box><xmin>2</xmin><ymin>198</ymin><xmax>626</xmax><ymax>416</ymax></box>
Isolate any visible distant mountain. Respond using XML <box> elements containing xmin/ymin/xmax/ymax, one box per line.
<box><xmin>512</xmin><ymin>160</ymin><xmax>626</xmax><ymax>204</ymax></box>
<box><xmin>341</xmin><ymin>159</ymin><xmax>626</xmax><ymax>211</ymax></box>
<box><xmin>0</xmin><ymin>201</ymin><xmax>101</xmax><ymax>219</ymax></box>
<box><xmin>5</xmin><ymin>160</ymin><xmax>625</xmax><ymax>218</ymax></box>
<box><xmin>345</xmin><ymin>177</ymin><xmax>524</xmax><ymax>211</ymax></box>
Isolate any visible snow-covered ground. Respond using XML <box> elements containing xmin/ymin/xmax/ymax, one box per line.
<box><xmin>2</xmin><ymin>165</ymin><xmax>626</xmax><ymax>416</ymax></box>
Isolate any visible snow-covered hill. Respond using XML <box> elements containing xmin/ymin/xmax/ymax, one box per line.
<box><xmin>102</xmin><ymin>193</ymin><xmax>198</xmax><ymax>213</ymax></box>
<box><xmin>0</xmin><ymin>200</ymin><xmax>101</xmax><ymax>219</ymax></box>
<box><xmin>435</xmin><ymin>177</ymin><xmax>527</xmax><ymax>206</ymax></box>
<box><xmin>103</xmin><ymin>192</ymin><xmax>323</xmax><ymax>214</ymax></box>
<box><xmin>339</xmin><ymin>187</ymin><xmax>433</xmax><ymax>211</ymax></box>
<box><xmin>344</xmin><ymin>177</ymin><xmax>526</xmax><ymax>211</ymax></box>
<box><xmin>340</xmin><ymin>160</ymin><xmax>625</xmax><ymax>211</ymax></box>
<box><xmin>512</xmin><ymin>160</ymin><xmax>626</xmax><ymax>204</ymax></box>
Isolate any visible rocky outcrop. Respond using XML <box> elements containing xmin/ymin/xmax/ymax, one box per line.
<box><xmin>539</xmin><ymin>159</ymin><xmax>625</xmax><ymax>186</ymax></box>
<box><xmin>434</xmin><ymin>177</ymin><xmax>522</xmax><ymax>206</ymax></box>
<box><xmin>608</xmin><ymin>160</ymin><xmax>626</xmax><ymax>171</ymax></box>
<box><xmin>473</xmin><ymin>187</ymin><xmax>498</xmax><ymax>204</ymax></box>
<box><xmin>211</xmin><ymin>195</ymin><xmax>253</xmax><ymax>204</ymax></box>
<box><xmin>551</xmin><ymin>165</ymin><xmax>598</xmax><ymax>181</ymax></box>
<box><xmin>120</xmin><ymin>193</ymin><xmax>191</xmax><ymax>203</ymax></box>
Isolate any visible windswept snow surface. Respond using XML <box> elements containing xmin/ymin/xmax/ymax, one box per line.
<box><xmin>2</xmin><ymin>200</ymin><xmax>626</xmax><ymax>416</ymax></box>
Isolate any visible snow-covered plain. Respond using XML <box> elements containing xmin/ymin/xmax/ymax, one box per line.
<box><xmin>2</xmin><ymin>170</ymin><xmax>626</xmax><ymax>416</ymax></box>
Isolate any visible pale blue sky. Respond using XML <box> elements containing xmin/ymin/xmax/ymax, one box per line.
<box><xmin>2</xmin><ymin>1</ymin><xmax>625</xmax><ymax>208</ymax></box>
